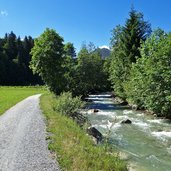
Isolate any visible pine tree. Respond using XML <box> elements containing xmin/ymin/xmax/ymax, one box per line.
<box><xmin>3</xmin><ymin>31</ymin><xmax>18</xmax><ymax>60</ymax></box>
<box><xmin>109</xmin><ymin>8</ymin><xmax>151</xmax><ymax>99</ymax></box>
<box><xmin>122</xmin><ymin>7</ymin><xmax>151</xmax><ymax>63</ymax></box>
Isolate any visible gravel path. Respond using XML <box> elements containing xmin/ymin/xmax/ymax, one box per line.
<box><xmin>0</xmin><ymin>94</ymin><xmax>60</xmax><ymax>171</ymax></box>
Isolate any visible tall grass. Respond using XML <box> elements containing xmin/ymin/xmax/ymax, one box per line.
<box><xmin>0</xmin><ymin>86</ymin><xmax>46</xmax><ymax>115</ymax></box>
<box><xmin>40</xmin><ymin>93</ymin><xmax>127</xmax><ymax>171</ymax></box>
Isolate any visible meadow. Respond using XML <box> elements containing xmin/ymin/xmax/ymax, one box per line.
<box><xmin>0</xmin><ymin>86</ymin><xmax>46</xmax><ymax>115</ymax></box>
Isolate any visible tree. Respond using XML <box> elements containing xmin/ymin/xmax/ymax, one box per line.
<box><xmin>0</xmin><ymin>52</ymin><xmax>8</xmax><ymax>84</ymax></box>
<box><xmin>3</xmin><ymin>31</ymin><xmax>18</xmax><ymax>60</ymax></box>
<box><xmin>75</xmin><ymin>43</ymin><xmax>108</xmax><ymax>96</ymax></box>
<box><xmin>125</xmin><ymin>29</ymin><xmax>171</xmax><ymax>118</ymax></box>
<box><xmin>110</xmin><ymin>25</ymin><xmax>123</xmax><ymax>49</ymax></box>
<box><xmin>0</xmin><ymin>31</ymin><xmax>43</xmax><ymax>86</ymax></box>
<box><xmin>64</xmin><ymin>42</ymin><xmax>76</xmax><ymax>58</ymax></box>
<box><xmin>109</xmin><ymin>8</ymin><xmax>151</xmax><ymax>99</ymax></box>
<box><xmin>30</xmin><ymin>28</ymin><xmax>65</xmax><ymax>94</ymax></box>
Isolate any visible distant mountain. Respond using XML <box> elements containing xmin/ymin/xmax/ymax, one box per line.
<box><xmin>98</xmin><ymin>47</ymin><xmax>111</xmax><ymax>59</ymax></box>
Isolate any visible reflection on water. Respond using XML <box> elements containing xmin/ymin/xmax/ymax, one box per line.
<box><xmin>83</xmin><ymin>93</ymin><xmax>171</xmax><ymax>171</ymax></box>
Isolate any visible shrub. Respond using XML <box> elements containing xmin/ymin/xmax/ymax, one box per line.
<box><xmin>53</xmin><ymin>92</ymin><xmax>85</xmax><ymax>116</ymax></box>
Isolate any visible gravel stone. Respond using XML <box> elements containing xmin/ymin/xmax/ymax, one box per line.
<box><xmin>0</xmin><ymin>94</ymin><xmax>60</xmax><ymax>171</ymax></box>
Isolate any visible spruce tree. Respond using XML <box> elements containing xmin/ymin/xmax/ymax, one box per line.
<box><xmin>110</xmin><ymin>8</ymin><xmax>151</xmax><ymax>99</ymax></box>
<box><xmin>122</xmin><ymin>7</ymin><xmax>151</xmax><ymax>63</ymax></box>
<box><xmin>64</xmin><ymin>42</ymin><xmax>76</xmax><ymax>58</ymax></box>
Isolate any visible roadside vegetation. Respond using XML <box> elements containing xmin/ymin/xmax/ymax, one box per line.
<box><xmin>40</xmin><ymin>93</ymin><xmax>127</xmax><ymax>171</ymax></box>
<box><xmin>0</xmin><ymin>86</ymin><xmax>45</xmax><ymax>115</ymax></box>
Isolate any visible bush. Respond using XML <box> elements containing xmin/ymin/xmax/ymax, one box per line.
<box><xmin>53</xmin><ymin>92</ymin><xmax>85</xmax><ymax>116</ymax></box>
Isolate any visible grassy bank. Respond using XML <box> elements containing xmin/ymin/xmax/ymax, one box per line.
<box><xmin>0</xmin><ymin>86</ymin><xmax>46</xmax><ymax>115</ymax></box>
<box><xmin>40</xmin><ymin>93</ymin><xmax>127</xmax><ymax>171</ymax></box>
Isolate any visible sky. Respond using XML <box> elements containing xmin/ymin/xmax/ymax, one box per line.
<box><xmin>0</xmin><ymin>0</ymin><xmax>171</xmax><ymax>52</ymax></box>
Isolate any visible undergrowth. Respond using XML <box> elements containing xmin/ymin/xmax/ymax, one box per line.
<box><xmin>40</xmin><ymin>93</ymin><xmax>127</xmax><ymax>171</ymax></box>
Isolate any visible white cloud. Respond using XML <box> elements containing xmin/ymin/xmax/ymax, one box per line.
<box><xmin>1</xmin><ymin>10</ymin><xmax>8</xmax><ymax>16</ymax></box>
<box><xmin>99</xmin><ymin>45</ymin><xmax>110</xmax><ymax>50</ymax></box>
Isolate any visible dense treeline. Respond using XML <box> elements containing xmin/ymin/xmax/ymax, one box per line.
<box><xmin>125</xmin><ymin>30</ymin><xmax>171</xmax><ymax>118</ymax></box>
<box><xmin>1</xmin><ymin>9</ymin><xmax>170</xmax><ymax>118</ymax></box>
<box><xmin>0</xmin><ymin>32</ymin><xmax>43</xmax><ymax>85</ymax></box>
<box><xmin>109</xmin><ymin>8</ymin><xmax>171</xmax><ymax>118</ymax></box>
<box><xmin>30</xmin><ymin>28</ymin><xmax>110</xmax><ymax>97</ymax></box>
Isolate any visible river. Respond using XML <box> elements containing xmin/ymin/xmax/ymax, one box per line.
<box><xmin>83</xmin><ymin>93</ymin><xmax>171</xmax><ymax>171</ymax></box>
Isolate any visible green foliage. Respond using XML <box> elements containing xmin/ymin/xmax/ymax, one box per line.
<box><xmin>64</xmin><ymin>42</ymin><xmax>76</xmax><ymax>58</ymax></box>
<box><xmin>30</xmin><ymin>28</ymin><xmax>65</xmax><ymax>95</ymax></box>
<box><xmin>30</xmin><ymin>30</ymin><xmax>110</xmax><ymax>96</ymax></box>
<box><xmin>40</xmin><ymin>93</ymin><xmax>127</xmax><ymax>171</ymax></box>
<box><xmin>125</xmin><ymin>30</ymin><xmax>171</xmax><ymax>117</ymax></box>
<box><xmin>109</xmin><ymin>8</ymin><xmax>151</xmax><ymax>99</ymax></box>
<box><xmin>0</xmin><ymin>32</ymin><xmax>42</xmax><ymax>86</ymax></box>
<box><xmin>74</xmin><ymin>43</ymin><xmax>109</xmax><ymax>96</ymax></box>
<box><xmin>53</xmin><ymin>92</ymin><xmax>85</xmax><ymax>116</ymax></box>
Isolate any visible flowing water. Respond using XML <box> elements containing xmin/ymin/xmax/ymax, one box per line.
<box><xmin>83</xmin><ymin>93</ymin><xmax>171</xmax><ymax>171</ymax></box>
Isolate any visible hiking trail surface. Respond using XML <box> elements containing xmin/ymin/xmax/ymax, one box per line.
<box><xmin>0</xmin><ymin>94</ymin><xmax>60</xmax><ymax>171</ymax></box>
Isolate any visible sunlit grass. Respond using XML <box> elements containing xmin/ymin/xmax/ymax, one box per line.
<box><xmin>0</xmin><ymin>86</ymin><xmax>46</xmax><ymax>115</ymax></box>
<box><xmin>40</xmin><ymin>93</ymin><xmax>127</xmax><ymax>171</ymax></box>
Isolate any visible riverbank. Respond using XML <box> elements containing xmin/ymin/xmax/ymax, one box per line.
<box><xmin>40</xmin><ymin>93</ymin><xmax>127</xmax><ymax>171</ymax></box>
<box><xmin>84</xmin><ymin>93</ymin><xmax>171</xmax><ymax>171</ymax></box>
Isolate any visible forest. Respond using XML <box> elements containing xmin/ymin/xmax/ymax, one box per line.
<box><xmin>1</xmin><ymin>8</ymin><xmax>171</xmax><ymax>118</ymax></box>
<box><xmin>0</xmin><ymin>32</ymin><xmax>43</xmax><ymax>85</ymax></box>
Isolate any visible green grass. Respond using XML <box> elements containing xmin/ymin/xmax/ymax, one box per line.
<box><xmin>0</xmin><ymin>86</ymin><xmax>46</xmax><ymax>115</ymax></box>
<box><xmin>40</xmin><ymin>93</ymin><xmax>127</xmax><ymax>171</ymax></box>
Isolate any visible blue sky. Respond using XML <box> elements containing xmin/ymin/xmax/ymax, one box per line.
<box><xmin>0</xmin><ymin>0</ymin><xmax>171</xmax><ymax>51</ymax></box>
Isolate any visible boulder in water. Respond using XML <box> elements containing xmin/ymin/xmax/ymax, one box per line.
<box><xmin>120</xmin><ymin>101</ymin><xmax>128</xmax><ymax>106</ymax></box>
<box><xmin>87</xmin><ymin>127</ymin><xmax>103</xmax><ymax>143</ymax></box>
<box><xmin>93</xmin><ymin>109</ymin><xmax>99</xmax><ymax>113</ymax></box>
<box><xmin>121</xmin><ymin>119</ymin><xmax>132</xmax><ymax>124</ymax></box>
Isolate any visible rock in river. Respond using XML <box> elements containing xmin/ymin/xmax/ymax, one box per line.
<box><xmin>93</xmin><ymin>109</ymin><xmax>99</xmax><ymax>113</ymax></box>
<box><xmin>121</xmin><ymin>119</ymin><xmax>132</xmax><ymax>124</ymax></box>
<box><xmin>87</xmin><ymin>127</ymin><xmax>103</xmax><ymax>143</ymax></box>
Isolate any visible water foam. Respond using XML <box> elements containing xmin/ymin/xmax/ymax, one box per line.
<box><xmin>123</xmin><ymin>110</ymin><xmax>133</xmax><ymax>115</ymax></box>
<box><xmin>147</xmin><ymin>119</ymin><xmax>163</xmax><ymax>124</ymax></box>
<box><xmin>92</xmin><ymin>122</ymin><xmax>121</xmax><ymax>130</ymax></box>
<box><xmin>89</xmin><ymin>94</ymin><xmax>112</xmax><ymax>97</ymax></box>
<box><xmin>96</xmin><ymin>111</ymin><xmax>116</xmax><ymax>117</ymax></box>
<box><xmin>152</xmin><ymin>131</ymin><xmax>171</xmax><ymax>138</ymax></box>
<box><xmin>146</xmin><ymin>155</ymin><xmax>161</xmax><ymax>162</ymax></box>
<box><xmin>116</xmin><ymin>115</ymin><xmax>129</xmax><ymax>120</ymax></box>
<box><xmin>133</xmin><ymin>121</ymin><xmax>149</xmax><ymax>127</ymax></box>
<box><xmin>137</xmin><ymin>113</ymin><xmax>144</xmax><ymax>117</ymax></box>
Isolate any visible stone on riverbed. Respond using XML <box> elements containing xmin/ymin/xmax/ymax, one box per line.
<box><xmin>93</xmin><ymin>109</ymin><xmax>99</xmax><ymax>113</ymax></box>
<box><xmin>87</xmin><ymin>127</ymin><xmax>103</xmax><ymax>143</ymax></box>
<box><xmin>121</xmin><ymin>119</ymin><xmax>132</xmax><ymax>124</ymax></box>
